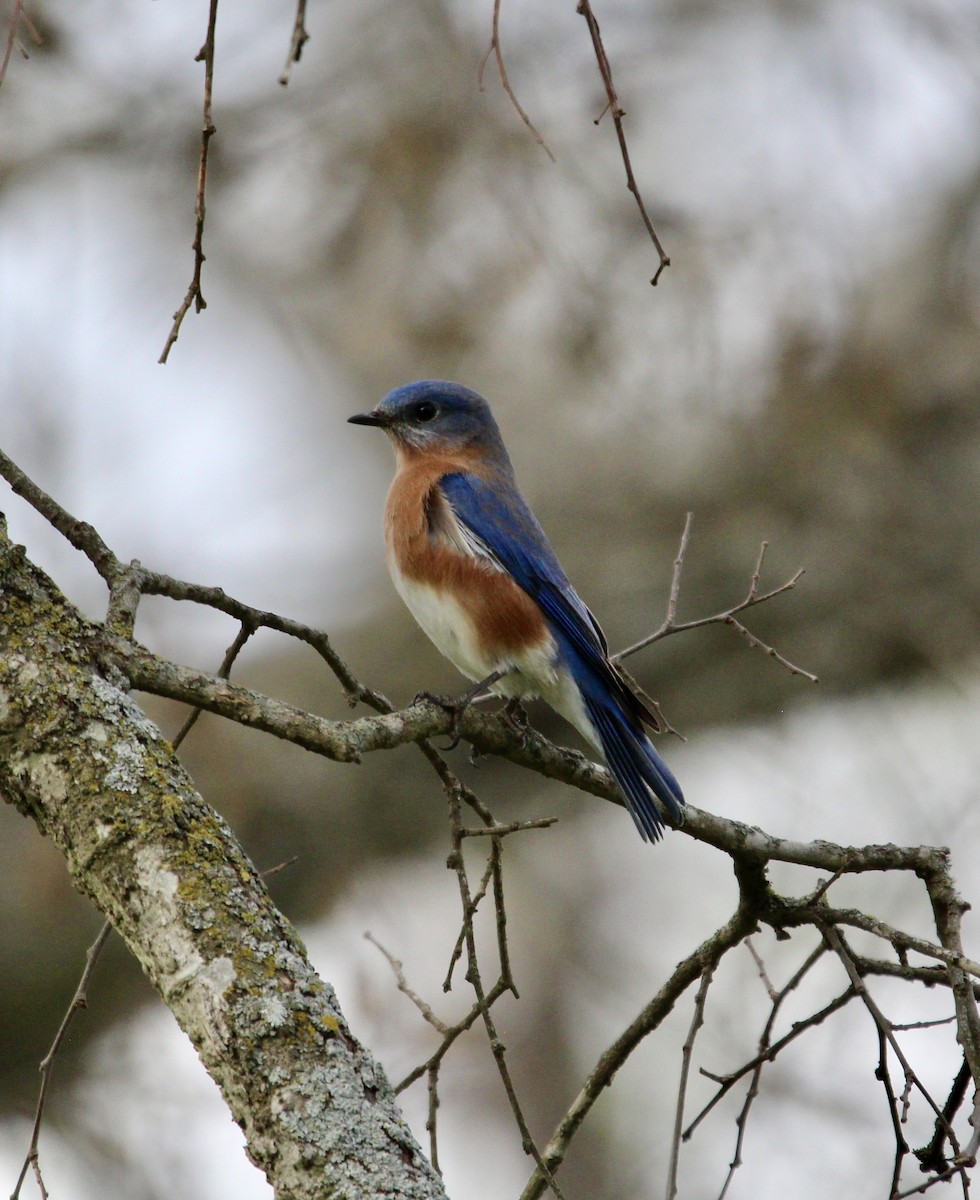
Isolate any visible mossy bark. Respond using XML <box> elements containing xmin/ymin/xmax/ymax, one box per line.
<box><xmin>0</xmin><ymin>520</ymin><xmax>445</xmax><ymax>1200</ymax></box>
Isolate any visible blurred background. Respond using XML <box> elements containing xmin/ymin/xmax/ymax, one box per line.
<box><xmin>2</xmin><ymin>0</ymin><xmax>980</xmax><ymax>1197</ymax></box>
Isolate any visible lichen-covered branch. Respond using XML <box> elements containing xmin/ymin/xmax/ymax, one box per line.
<box><xmin>0</xmin><ymin>521</ymin><xmax>446</xmax><ymax>1200</ymax></box>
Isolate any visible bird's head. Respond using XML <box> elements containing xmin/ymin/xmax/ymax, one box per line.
<box><xmin>348</xmin><ymin>380</ymin><xmax>508</xmax><ymax>459</ymax></box>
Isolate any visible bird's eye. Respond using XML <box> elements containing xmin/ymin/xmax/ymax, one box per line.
<box><xmin>413</xmin><ymin>401</ymin><xmax>438</xmax><ymax>423</ymax></box>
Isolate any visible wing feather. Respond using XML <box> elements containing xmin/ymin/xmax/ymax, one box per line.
<box><xmin>439</xmin><ymin>471</ymin><xmax>609</xmax><ymax>662</ymax></box>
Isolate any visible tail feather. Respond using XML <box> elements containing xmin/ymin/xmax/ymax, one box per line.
<box><xmin>584</xmin><ymin>693</ymin><xmax>685</xmax><ymax>843</ymax></box>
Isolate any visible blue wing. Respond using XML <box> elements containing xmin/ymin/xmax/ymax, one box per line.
<box><xmin>439</xmin><ymin>471</ymin><xmax>608</xmax><ymax>656</ymax></box>
<box><xmin>440</xmin><ymin>471</ymin><xmax>684</xmax><ymax>840</ymax></box>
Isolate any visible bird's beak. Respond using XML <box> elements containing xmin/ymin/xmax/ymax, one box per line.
<box><xmin>347</xmin><ymin>410</ymin><xmax>390</xmax><ymax>428</ymax></box>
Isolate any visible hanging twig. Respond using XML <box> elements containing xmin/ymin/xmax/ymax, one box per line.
<box><xmin>480</xmin><ymin>0</ymin><xmax>556</xmax><ymax>161</ymax></box>
<box><xmin>278</xmin><ymin>0</ymin><xmax>309</xmax><ymax>85</ymax></box>
<box><xmin>576</xmin><ymin>0</ymin><xmax>670</xmax><ymax>284</ymax></box>
<box><xmin>159</xmin><ymin>0</ymin><xmax>219</xmax><ymax>363</ymax></box>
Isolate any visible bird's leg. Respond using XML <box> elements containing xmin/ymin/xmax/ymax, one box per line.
<box><xmin>414</xmin><ymin>669</ymin><xmax>505</xmax><ymax>751</ymax></box>
<box><xmin>468</xmin><ymin>696</ymin><xmax>529</xmax><ymax>766</ymax></box>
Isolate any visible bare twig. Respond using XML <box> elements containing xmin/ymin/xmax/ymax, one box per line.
<box><xmin>259</xmin><ymin>855</ymin><xmax>299</xmax><ymax>880</ymax></box>
<box><xmin>480</xmin><ymin>0</ymin><xmax>556</xmax><ymax>161</ymax></box>
<box><xmin>0</xmin><ymin>446</ymin><xmax>119</xmax><ymax>579</ymax></box>
<box><xmin>278</xmin><ymin>0</ymin><xmax>309</xmax><ymax>85</ymax></box>
<box><xmin>823</xmin><ymin>926</ymin><xmax>957</xmax><ymax>1142</ymax></box>
<box><xmin>443</xmin><ymin>780</ymin><xmax>566</xmax><ymax>1199</ymax></box>
<box><xmin>686</xmin><ymin>937</ymin><xmax>833</xmax><ymax>1195</ymax></box>
<box><xmin>0</xmin><ymin>0</ymin><xmax>41</xmax><ymax>88</ymax></box>
<box><xmin>576</xmin><ymin>0</ymin><xmax>669</xmax><ymax>284</ymax></box>
<box><xmin>746</xmin><ymin>936</ymin><xmax>779</xmax><ymax>1002</ymax></box>
<box><xmin>171</xmin><ymin>619</ymin><xmax>255</xmax><ymax>749</ymax></box>
<box><xmin>876</xmin><ymin>1023</ymin><xmax>912</xmax><ymax>1196</ymax></box>
<box><xmin>365</xmin><ymin>933</ymin><xmax>450</xmax><ymax>1036</ymax></box>
<box><xmin>159</xmin><ymin>0</ymin><xmax>219</xmax><ymax>363</ymax></box>
<box><xmin>443</xmin><ymin>850</ymin><xmax>495</xmax><ymax>993</ymax></box>
<box><xmin>520</xmin><ymin>870</ymin><xmax>759</xmax><ymax>1200</ymax></box>
<box><xmin>724</xmin><ymin>613</ymin><xmax>818</xmax><ymax>681</ymax></box>
<box><xmin>393</xmin><ymin>976</ymin><xmax>513</xmax><ymax>1095</ymax></box>
<box><xmin>614</xmin><ymin>515</ymin><xmax>817</xmax><ymax>683</ymax></box>
<box><xmin>11</xmin><ymin>921</ymin><xmax>112</xmax><ymax>1200</ymax></box>
<box><xmin>426</xmin><ymin>1065</ymin><xmax>441</xmax><ymax>1175</ymax></box>
<box><xmin>666</xmin><ymin>962</ymin><xmax>715</xmax><ymax>1200</ymax></box>
<box><xmin>688</xmin><ymin>985</ymin><xmax>855</xmax><ymax>1138</ymax></box>
<box><xmin>712</xmin><ymin>938</ymin><xmax>802</xmax><ymax>1199</ymax></box>
<box><xmin>461</xmin><ymin>816</ymin><xmax>557</xmax><ymax>838</ymax></box>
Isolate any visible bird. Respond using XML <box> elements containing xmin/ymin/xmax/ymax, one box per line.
<box><xmin>348</xmin><ymin>380</ymin><xmax>684</xmax><ymax>841</ymax></box>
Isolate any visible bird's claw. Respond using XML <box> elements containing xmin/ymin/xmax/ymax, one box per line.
<box><xmin>413</xmin><ymin>689</ymin><xmax>470</xmax><ymax>751</ymax></box>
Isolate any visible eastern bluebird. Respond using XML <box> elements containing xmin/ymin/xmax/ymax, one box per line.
<box><xmin>348</xmin><ymin>380</ymin><xmax>684</xmax><ymax>841</ymax></box>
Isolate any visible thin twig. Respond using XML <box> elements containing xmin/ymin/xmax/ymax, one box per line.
<box><xmin>480</xmin><ymin>0</ymin><xmax>556</xmax><ymax>161</ymax></box>
<box><xmin>724</xmin><ymin>613</ymin><xmax>818</xmax><ymax>681</ymax></box>
<box><xmin>823</xmin><ymin>927</ymin><xmax>956</xmax><ymax>1141</ymax></box>
<box><xmin>0</xmin><ymin>0</ymin><xmax>41</xmax><ymax>88</ymax></box>
<box><xmin>259</xmin><ymin>855</ymin><xmax>299</xmax><ymax>880</ymax></box>
<box><xmin>686</xmin><ymin>946</ymin><xmax>843</xmax><ymax>1139</ymax></box>
<box><xmin>876</xmin><ymin>1023</ymin><xmax>911</xmax><ymax>1196</ymax></box>
<box><xmin>444</xmin><ymin>780</ymin><xmax>566</xmax><ymax>1199</ymax></box>
<box><xmin>159</xmin><ymin>0</ymin><xmax>219</xmax><ymax>363</ymax></box>
<box><xmin>576</xmin><ymin>0</ymin><xmax>669</xmax><ymax>284</ymax></box>
<box><xmin>394</xmin><ymin>976</ymin><xmax>513</xmax><ymax>1095</ymax></box>
<box><xmin>11</xmin><ymin>921</ymin><xmax>112</xmax><ymax>1200</ymax></box>
<box><xmin>171</xmin><ymin>620</ymin><xmax>255</xmax><ymax>749</ymax></box>
<box><xmin>892</xmin><ymin>1166</ymin><xmax>971</xmax><ymax>1200</ymax></box>
<box><xmin>666</xmin><ymin>962</ymin><xmax>715</xmax><ymax>1200</ymax></box>
<box><xmin>663</xmin><ymin>511</ymin><xmax>693</xmax><ymax>631</ymax></box>
<box><xmin>426</xmin><ymin>1065</ymin><xmax>441</xmax><ymax>1175</ymax></box>
<box><xmin>745</xmin><ymin>936</ymin><xmax>778</xmax><ymax>1002</ymax></box>
<box><xmin>443</xmin><ymin>850</ymin><xmax>495</xmax><ymax>993</ymax></box>
<box><xmin>365</xmin><ymin>933</ymin><xmax>450</xmax><ymax>1035</ymax></box>
<box><xmin>461</xmin><ymin>817</ymin><xmax>557</xmax><ymax>838</ymax></box>
<box><xmin>489</xmin><ymin>835</ymin><xmax>518</xmax><ymax>996</ymax></box>
<box><xmin>521</xmin><ymin>883</ymin><xmax>758</xmax><ymax>1200</ymax></box>
<box><xmin>278</xmin><ymin>0</ymin><xmax>309</xmax><ymax>85</ymax></box>
<box><xmin>714</xmin><ymin>942</ymin><xmax>831</xmax><ymax>1200</ymax></box>
<box><xmin>0</xmin><ymin>447</ymin><xmax>119</xmax><ymax>579</ymax></box>
<box><xmin>613</xmin><ymin>515</ymin><xmax>816</xmax><ymax>683</ymax></box>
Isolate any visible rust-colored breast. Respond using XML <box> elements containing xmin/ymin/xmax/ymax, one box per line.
<box><xmin>384</xmin><ymin>450</ymin><xmax>550</xmax><ymax>660</ymax></box>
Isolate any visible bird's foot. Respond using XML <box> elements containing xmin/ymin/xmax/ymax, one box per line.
<box><xmin>412</xmin><ymin>689</ymin><xmax>474</xmax><ymax>751</ymax></box>
<box><xmin>413</xmin><ymin>669</ymin><xmax>505</xmax><ymax>752</ymax></box>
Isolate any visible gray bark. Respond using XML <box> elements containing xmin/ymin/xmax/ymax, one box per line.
<box><xmin>0</xmin><ymin>519</ymin><xmax>446</xmax><ymax>1200</ymax></box>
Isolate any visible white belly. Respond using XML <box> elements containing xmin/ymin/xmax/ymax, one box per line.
<box><xmin>389</xmin><ymin>561</ymin><xmax>568</xmax><ymax>704</ymax></box>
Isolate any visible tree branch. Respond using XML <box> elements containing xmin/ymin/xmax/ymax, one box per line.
<box><xmin>0</xmin><ymin>519</ymin><xmax>445</xmax><ymax>1200</ymax></box>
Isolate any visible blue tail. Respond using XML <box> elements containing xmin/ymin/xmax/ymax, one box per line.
<box><xmin>569</xmin><ymin>652</ymin><xmax>685</xmax><ymax>842</ymax></box>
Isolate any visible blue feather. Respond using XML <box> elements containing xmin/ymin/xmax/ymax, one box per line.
<box><xmin>440</xmin><ymin>471</ymin><xmax>685</xmax><ymax>837</ymax></box>
<box><xmin>440</xmin><ymin>472</ymin><xmax>607</xmax><ymax>661</ymax></box>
